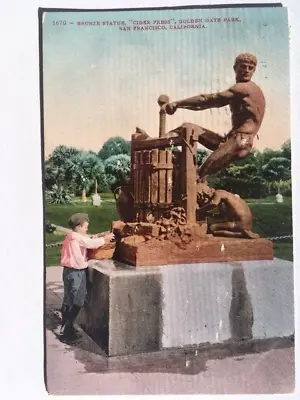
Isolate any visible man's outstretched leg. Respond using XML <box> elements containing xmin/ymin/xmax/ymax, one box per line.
<box><xmin>169</xmin><ymin>122</ymin><xmax>224</xmax><ymax>151</ymax></box>
<box><xmin>199</xmin><ymin>132</ymin><xmax>254</xmax><ymax>181</ymax></box>
<box><xmin>197</xmin><ymin>133</ymin><xmax>253</xmax><ymax>181</ymax></box>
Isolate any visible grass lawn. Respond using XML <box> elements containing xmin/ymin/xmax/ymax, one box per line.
<box><xmin>45</xmin><ymin>232</ymin><xmax>65</xmax><ymax>244</ymax></box>
<box><xmin>273</xmin><ymin>242</ymin><xmax>293</xmax><ymax>262</ymax></box>
<box><xmin>245</xmin><ymin>196</ymin><xmax>292</xmax><ymax>204</ymax></box>
<box><xmin>45</xmin><ymin>196</ymin><xmax>293</xmax><ymax>266</ymax></box>
<box><xmin>248</xmin><ymin>201</ymin><xmax>293</xmax><ymax>239</ymax></box>
<box><xmin>96</xmin><ymin>192</ymin><xmax>114</xmax><ymax>200</ymax></box>
<box><xmin>73</xmin><ymin>192</ymin><xmax>114</xmax><ymax>202</ymax></box>
<box><xmin>46</xmin><ymin>201</ymin><xmax>118</xmax><ymax>233</ymax></box>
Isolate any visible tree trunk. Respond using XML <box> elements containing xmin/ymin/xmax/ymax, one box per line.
<box><xmin>81</xmin><ymin>188</ymin><xmax>87</xmax><ymax>203</ymax></box>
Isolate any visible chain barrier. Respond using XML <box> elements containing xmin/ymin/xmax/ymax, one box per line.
<box><xmin>265</xmin><ymin>235</ymin><xmax>293</xmax><ymax>241</ymax></box>
<box><xmin>46</xmin><ymin>242</ymin><xmax>64</xmax><ymax>248</ymax></box>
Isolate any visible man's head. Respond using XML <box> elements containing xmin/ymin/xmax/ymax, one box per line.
<box><xmin>68</xmin><ymin>213</ymin><xmax>89</xmax><ymax>234</ymax></box>
<box><xmin>197</xmin><ymin>183</ymin><xmax>215</xmax><ymax>206</ymax></box>
<box><xmin>234</xmin><ymin>53</ymin><xmax>257</xmax><ymax>82</ymax></box>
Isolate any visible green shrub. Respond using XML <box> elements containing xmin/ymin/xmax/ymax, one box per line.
<box><xmin>45</xmin><ymin>184</ymin><xmax>74</xmax><ymax>205</ymax></box>
<box><xmin>213</xmin><ymin>175</ymin><xmax>268</xmax><ymax>199</ymax></box>
<box><xmin>104</xmin><ymin>154</ymin><xmax>131</xmax><ymax>192</ymax></box>
<box><xmin>266</xmin><ymin>180</ymin><xmax>292</xmax><ymax>196</ymax></box>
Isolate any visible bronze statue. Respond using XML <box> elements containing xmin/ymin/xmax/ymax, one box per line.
<box><xmin>162</xmin><ymin>53</ymin><xmax>265</xmax><ymax>182</ymax></box>
<box><xmin>197</xmin><ymin>183</ymin><xmax>259</xmax><ymax>239</ymax></box>
<box><xmin>91</xmin><ymin>53</ymin><xmax>273</xmax><ymax>266</ymax></box>
<box><xmin>132</xmin><ymin>126</ymin><xmax>151</xmax><ymax>141</ymax></box>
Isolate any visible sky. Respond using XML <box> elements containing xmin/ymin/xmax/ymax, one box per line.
<box><xmin>42</xmin><ymin>6</ymin><xmax>290</xmax><ymax>157</ymax></box>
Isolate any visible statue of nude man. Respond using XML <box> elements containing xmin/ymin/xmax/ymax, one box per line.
<box><xmin>163</xmin><ymin>53</ymin><xmax>265</xmax><ymax>182</ymax></box>
<box><xmin>197</xmin><ymin>183</ymin><xmax>259</xmax><ymax>239</ymax></box>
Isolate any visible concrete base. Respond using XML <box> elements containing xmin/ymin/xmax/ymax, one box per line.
<box><xmin>78</xmin><ymin>258</ymin><xmax>294</xmax><ymax>357</ymax></box>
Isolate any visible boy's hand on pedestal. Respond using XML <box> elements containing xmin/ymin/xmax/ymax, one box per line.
<box><xmin>104</xmin><ymin>232</ymin><xmax>115</xmax><ymax>243</ymax></box>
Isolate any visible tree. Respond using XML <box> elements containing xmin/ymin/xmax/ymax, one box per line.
<box><xmin>213</xmin><ymin>161</ymin><xmax>267</xmax><ymax>198</ymax></box>
<box><xmin>281</xmin><ymin>139</ymin><xmax>291</xmax><ymax>160</ymax></box>
<box><xmin>234</xmin><ymin>150</ymin><xmax>258</xmax><ymax>166</ymax></box>
<box><xmin>68</xmin><ymin>151</ymin><xmax>106</xmax><ymax>200</ymax></box>
<box><xmin>261</xmin><ymin>157</ymin><xmax>291</xmax><ymax>181</ymax></box>
<box><xmin>44</xmin><ymin>145</ymin><xmax>80</xmax><ymax>190</ymax></box>
<box><xmin>98</xmin><ymin>137</ymin><xmax>131</xmax><ymax>160</ymax></box>
<box><xmin>225</xmin><ymin>163</ymin><xmax>259</xmax><ymax>180</ymax></box>
<box><xmin>104</xmin><ymin>154</ymin><xmax>131</xmax><ymax>192</ymax></box>
<box><xmin>209</xmin><ymin>141</ymin><xmax>292</xmax><ymax>198</ymax></box>
<box><xmin>255</xmin><ymin>148</ymin><xmax>282</xmax><ymax>169</ymax></box>
<box><xmin>47</xmin><ymin>145</ymin><xmax>80</xmax><ymax>164</ymax></box>
<box><xmin>196</xmin><ymin>149</ymin><xmax>209</xmax><ymax>167</ymax></box>
<box><xmin>45</xmin><ymin>145</ymin><xmax>111</xmax><ymax>198</ymax></box>
<box><xmin>44</xmin><ymin>161</ymin><xmax>62</xmax><ymax>189</ymax></box>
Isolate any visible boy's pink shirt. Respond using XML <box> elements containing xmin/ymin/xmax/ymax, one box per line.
<box><xmin>61</xmin><ymin>231</ymin><xmax>105</xmax><ymax>269</ymax></box>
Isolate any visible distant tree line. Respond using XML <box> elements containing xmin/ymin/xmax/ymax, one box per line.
<box><xmin>44</xmin><ymin>136</ymin><xmax>291</xmax><ymax>204</ymax></box>
<box><xmin>44</xmin><ymin>136</ymin><xmax>131</xmax><ymax>203</ymax></box>
<box><xmin>206</xmin><ymin>139</ymin><xmax>291</xmax><ymax>198</ymax></box>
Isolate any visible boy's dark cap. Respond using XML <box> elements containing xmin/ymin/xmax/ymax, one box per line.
<box><xmin>68</xmin><ymin>213</ymin><xmax>89</xmax><ymax>229</ymax></box>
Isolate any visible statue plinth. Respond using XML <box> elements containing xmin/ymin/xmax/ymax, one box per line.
<box><xmin>77</xmin><ymin>257</ymin><xmax>293</xmax><ymax>356</ymax></box>
<box><xmin>114</xmin><ymin>235</ymin><xmax>273</xmax><ymax>267</ymax></box>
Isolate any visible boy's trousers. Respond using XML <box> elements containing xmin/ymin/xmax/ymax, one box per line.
<box><xmin>62</xmin><ymin>267</ymin><xmax>87</xmax><ymax>308</ymax></box>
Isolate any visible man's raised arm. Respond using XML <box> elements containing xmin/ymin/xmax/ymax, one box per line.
<box><xmin>165</xmin><ymin>87</ymin><xmax>240</xmax><ymax>114</ymax></box>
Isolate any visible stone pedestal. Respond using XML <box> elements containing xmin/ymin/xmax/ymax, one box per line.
<box><xmin>78</xmin><ymin>258</ymin><xmax>294</xmax><ymax>357</ymax></box>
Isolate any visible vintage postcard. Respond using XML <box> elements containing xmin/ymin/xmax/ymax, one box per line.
<box><xmin>41</xmin><ymin>4</ymin><xmax>294</xmax><ymax>395</ymax></box>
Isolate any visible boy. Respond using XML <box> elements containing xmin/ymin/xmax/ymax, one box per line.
<box><xmin>60</xmin><ymin>213</ymin><xmax>114</xmax><ymax>343</ymax></box>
